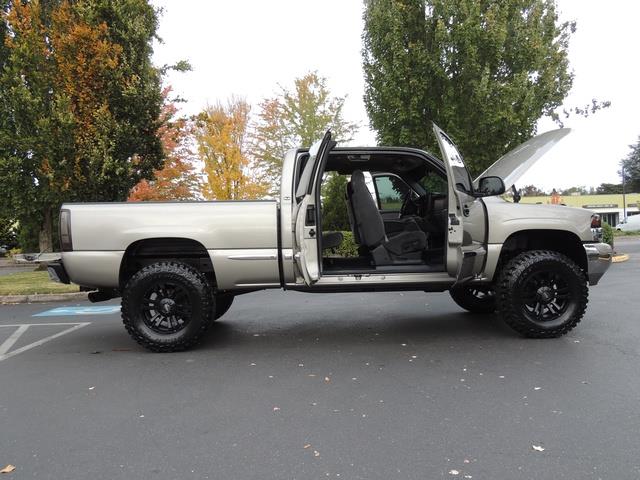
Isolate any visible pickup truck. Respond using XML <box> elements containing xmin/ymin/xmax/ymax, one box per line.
<box><xmin>49</xmin><ymin>124</ymin><xmax>612</xmax><ymax>352</ymax></box>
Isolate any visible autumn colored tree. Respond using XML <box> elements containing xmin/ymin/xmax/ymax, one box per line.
<box><xmin>129</xmin><ymin>88</ymin><xmax>199</xmax><ymax>201</ymax></box>
<box><xmin>195</xmin><ymin>98</ymin><xmax>268</xmax><ymax>201</ymax></box>
<box><xmin>251</xmin><ymin>71</ymin><xmax>359</xmax><ymax>195</ymax></box>
<box><xmin>0</xmin><ymin>0</ymin><xmax>165</xmax><ymax>251</ymax></box>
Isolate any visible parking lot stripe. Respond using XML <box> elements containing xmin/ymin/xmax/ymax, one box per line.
<box><xmin>0</xmin><ymin>322</ymin><xmax>90</xmax><ymax>363</ymax></box>
<box><xmin>0</xmin><ymin>325</ymin><xmax>30</xmax><ymax>356</ymax></box>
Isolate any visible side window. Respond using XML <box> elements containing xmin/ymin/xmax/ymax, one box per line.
<box><xmin>374</xmin><ymin>175</ymin><xmax>410</xmax><ymax>211</ymax></box>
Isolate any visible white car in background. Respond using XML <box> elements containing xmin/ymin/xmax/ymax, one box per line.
<box><xmin>615</xmin><ymin>215</ymin><xmax>640</xmax><ymax>232</ymax></box>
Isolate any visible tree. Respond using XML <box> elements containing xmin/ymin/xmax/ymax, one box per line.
<box><xmin>251</xmin><ymin>71</ymin><xmax>359</xmax><ymax>195</ymax></box>
<box><xmin>521</xmin><ymin>185</ymin><xmax>546</xmax><ymax>196</ymax></box>
<box><xmin>595</xmin><ymin>183</ymin><xmax>623</xmax><ymax>195</ymax></box>
<box><xmin>195</xmin><ymin>98</ymin><xmax>268</xmax><ymax>200</ymax></box>
<box><xmin>362</xmin><ymin>0</ymin><xmax>607</xmax><ymax>177</ymax></box>
<box><xmin>129</xmin><ymin>88</ymin><xmax>199</xmax><ymax>201</ymax></box>
<box><xmin>0</xmin><ymin>0</ymin><xmax>165</xmax><ymax>251</ymax></box>
<box><xmin>322</xmin><ymin>173</ymin><xmax>350</xmax><ymax>231</ymax></box>
<box><xmin>621</xmin><ymin>136</ymin><xmax>640</xmax><ymax>193</ymax></box>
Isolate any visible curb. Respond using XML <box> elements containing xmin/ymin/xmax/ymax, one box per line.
<box><xmin>612</xmin><ymin>254</ymin><xmax>629</xmax><ymax>263</ymax></box>
<box><xmin>0</xmin><ymin>292</ymin><xmax>88</xmax><ymax>304</ymax></box>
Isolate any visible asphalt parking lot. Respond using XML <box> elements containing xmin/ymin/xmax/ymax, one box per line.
<box><xmin>1</xmin><ymin>238</ymin><xmax>639</xmax><ymax>479</ymax></box>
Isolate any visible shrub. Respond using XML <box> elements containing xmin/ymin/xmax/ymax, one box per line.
<box><xmin>328</xmin><ymin>231</ymin><xmax>359</xmax><ymax>257</ymax></box>
<box><xmin>602</xmin><ymin>222</ymin><xmax>614</xmax><ymax>247</ymax></box>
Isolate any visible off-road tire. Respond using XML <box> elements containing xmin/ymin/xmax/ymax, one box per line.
<box><xmin>449</xmin><ymin>286</ymin><xmax>496</xmax><ymax>314</ymax></box>
<box><xmin>213</xmin><ymin>294</ymin><xmax>234</xmax><ymax>320</ymax></box>
<box><xmin>121</xmin><ymin>261</ymin><xmax>214</xmax><ymax>352</ymax></box>
<box><xmin>496</xmin><ymin>250</ymin><xmax>588</xmax><ymax>338</ymax></box>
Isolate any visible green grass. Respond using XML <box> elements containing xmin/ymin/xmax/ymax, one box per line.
<box><xmin>613</xmin><ymin>229</ymin><xmax>640</xmax><ymax>237</ymax></box>
<box><xmin>0</xmin><ymin>271</ymin><xmax>79</xmax><ymax>295</ymax></box>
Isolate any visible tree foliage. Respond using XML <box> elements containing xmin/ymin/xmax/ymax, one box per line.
<box><xmin>195</xmin><ymin>98</ymin><xmax>267</xmax><ymax>201</ymax></box>
<box><xmin>129</xmin><ymin>88</ymin><xmax>199</xmax><ymax>201</ymax></box>
<box><xmin>621</xmin><ymin>136</ymin><xmax>640</xmax><ymax>193</ymax></box>
<box><xmin>252</xmin><ymin>71</ymin><xmax>359</xmax><ymax>194</ymax></box>
<box><xmin>362</xmin><ymin>0</ymin><xmax>602</xmax><ymax>176</ymax></box>
<box><xmin>322</xmin><ymin>173</ymin><xmax>350</xmax><ymax>231</ymax></box>
<box><xmin>595</xmin><ymin>183</ymin><xmax>623</xmax><ymax>195</ymax></box>
<box><xmin>0</xmin><ymin>0</ymin><xmax>164</xmax><ymax>251</ymax></box>
<box><xmin>520</xmin><ymin>184</ymin><xmax>546</xmax><ymax>196</ymax></box>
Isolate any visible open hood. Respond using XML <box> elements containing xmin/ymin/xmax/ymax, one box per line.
<box><xmin>474</xmin><ymin>128</ymin><xmax>571</xmax><ymax>188</ymax></box>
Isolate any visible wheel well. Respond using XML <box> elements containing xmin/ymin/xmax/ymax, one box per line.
<box><xmin>119</xmin><ymin>238</ymin><xmax>215</xmax><ymax>289</ymax></box>
<box><xmin>498</xmin><ymin>230</ymin><xmax>587</xmax><ymax>273</ymax></box>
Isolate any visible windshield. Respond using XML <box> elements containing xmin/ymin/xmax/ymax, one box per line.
<box><xmin>437</xmin><ymin>131</ymin><xmax>472</xmax><ymax>193</ymax></box>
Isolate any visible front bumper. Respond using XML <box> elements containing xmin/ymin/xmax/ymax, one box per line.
<box><xmin>584</xmin><ymin>242</ymin><xmax>612</xmax><ymax>286</ymax></box>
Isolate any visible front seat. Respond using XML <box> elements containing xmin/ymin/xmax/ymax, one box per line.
<box><xmin>346</xmin><ymin>170</ymin><xmax>427</xmax><ymax>265</ymax></box>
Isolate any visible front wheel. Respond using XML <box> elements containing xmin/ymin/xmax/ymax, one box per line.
<box><xmin>496</xmin><ymin>250</ymin><xmax>588</xmax><ymax>338</ymax></box>
<box><xmin>449</xmin><ymin>286</ymin><xmax>496</xmax><ymax>314</ymax></box>
<box><xmin>121</xmin><ymin>261</ymin><xmax>213</xmax><ymax>352</ymax></box>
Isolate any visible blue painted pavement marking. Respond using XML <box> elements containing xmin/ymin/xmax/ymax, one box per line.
<box><xmin>33</xmin><ymin>306</ymin><xmax>121</xmax><ymax>317</ymax></box>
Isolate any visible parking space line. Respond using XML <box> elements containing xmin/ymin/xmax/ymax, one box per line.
<box><xmin>0</xmin><ymin>322</ymin><xmax>91</xmax><ymax>363</ymax></box>
<box><xmin>0</xmin><ymin>325</ymin><xmax>30</xmax><ymax>356</ymax></box>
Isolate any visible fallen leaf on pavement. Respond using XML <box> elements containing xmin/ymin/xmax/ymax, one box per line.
<box><xmin>303</xmin><ymin>444</ymin><xmax>311</xmax><ymax>449</ymax></box>
<box><xmin>532</xmin><ymin>445</ymin><xmax>545</xmax><ymax>452</ymax></box>
<box><xmin>324</xmin><ymin>377</ymin><xmax>331</xmax><ymax>383</ymax></box>
<box><xmin>313</xmin><ymin>450</ymin><xmax>320</xmax><ymax>457</ymax></box>
<box><xmin>273</xmin><ymin>407</ymin><xmax>280</xmax><ymax>412</ymax></box>
<box><xmin>448</xmin><ymin>470</ymin><xmax>459</xmax><ymax>476</ymax></box>
<box><xmin>0</xmin><ymin>465</ymin><xmax>16</xmax><ymax>474</ymax></box>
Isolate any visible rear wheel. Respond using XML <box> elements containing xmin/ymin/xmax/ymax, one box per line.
<box><xmin>496</xmin><ymin>250</ymin><xmax>588</xmax><ymax>338</ymax></box>
<box><xmin>449</xmin><ymin>286</ymin><xmax>496</xmax><ymax>314</ymax></box>
<box><xmin>121</xmin><ymin>261</ymin><xmax>213</xmax><ymax>352</ymax></box>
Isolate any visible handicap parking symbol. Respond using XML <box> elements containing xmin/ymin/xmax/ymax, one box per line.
<box><xmin>33</xmin><ymin>306</ymin><xmax>121</xmax><ymax>317</ymax></box>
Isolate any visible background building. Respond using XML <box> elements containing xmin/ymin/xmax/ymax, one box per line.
<box><xmin>519</xmin><ymin>193</ymin><xmax>640</xmax><ymax>226</ymax></box>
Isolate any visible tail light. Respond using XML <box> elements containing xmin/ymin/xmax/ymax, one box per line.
<box><xmin>59</xmin><ymin>209</ymin><xmax>73</xmax><ymax>251</ymax></box>
<box><xmin>590</xmin><ymin>214</ymin><xmax>601</xmax><ymax>228</ymax></box>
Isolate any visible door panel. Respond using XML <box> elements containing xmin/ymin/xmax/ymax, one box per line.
<box><xmin>294</xmin><ymin>195</ymin><xmax>319</xmax><ymax>283</ymax></box>
<box><xmin>432</xmin><ymin>124</ymin><xmax>487</xmax><ymax>281</ymax></box>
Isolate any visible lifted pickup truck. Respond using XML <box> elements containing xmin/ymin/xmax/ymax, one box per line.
<box><xmin>49</xmin><ymin>124</ymin><xmax>612</xmax><ymax>352</ymax></box>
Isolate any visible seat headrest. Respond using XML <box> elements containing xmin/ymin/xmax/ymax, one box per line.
<box><xmin>351</xmin><ymin>170</ymin><xmax>365</xmax><ymax>185</ymax></box>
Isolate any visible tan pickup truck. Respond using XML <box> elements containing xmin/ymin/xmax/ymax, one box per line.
<box><xmin>49</xmin><ymin>124</ymin><xmax>612</xmax><ymax>352</ymax></box>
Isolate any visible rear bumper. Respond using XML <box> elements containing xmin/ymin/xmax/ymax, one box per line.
<box><xmin>47</xmin><ymin>261</ymin><xmax>70</xmax><ymax>284</ymax></box>
<box><xmin>584</xmin><ymin>242</ymin><xmax>612</xmax><ymax>286</ymax></box>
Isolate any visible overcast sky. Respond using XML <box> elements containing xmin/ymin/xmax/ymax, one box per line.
<box><xmin>151</xmin><ymin>0</ymin><xmax>640</xmax><ymax>191</ymax></box>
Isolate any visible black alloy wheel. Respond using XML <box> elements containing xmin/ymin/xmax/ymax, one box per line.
<box><xmin>449</xmin><ymin>285</ymin><xmax>497</xmax><ymax>314</ymax></box>
<box><xmin>496</xmin><ymin>250</ymin><xmax>588</xmax><ymax>338</ymax></box>
<box><xmin>121</xmin><ymin>261</ymin><xmax>214</xmax><ymax>352</ymax></box>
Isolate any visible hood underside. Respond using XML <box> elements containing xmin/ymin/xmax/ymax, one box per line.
<box><xmin>475</xmin><ymin>128</ymin><xmax>571</xmax><ymax>188</ymax></box>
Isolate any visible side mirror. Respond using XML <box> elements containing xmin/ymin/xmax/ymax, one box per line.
<box><xmin>475</xmin><ymin>176</ymin><xmax>505</xmax><ymax>197</ymax></box>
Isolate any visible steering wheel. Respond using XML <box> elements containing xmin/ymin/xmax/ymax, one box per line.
<box><xmin>400</xmin><ymin>192</ymin><xmax>419</xmax><ymax>217</ymax></box>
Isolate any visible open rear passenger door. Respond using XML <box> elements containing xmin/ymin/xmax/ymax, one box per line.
<box><xmin>432</xmin><ymin>124</ymin><xmax>487</xmax><ymax>283</ymax></box>
<box><xmin>293</xmin><ymin>131</ymin><xmax>336</xmax><ymax>285</ymax></box>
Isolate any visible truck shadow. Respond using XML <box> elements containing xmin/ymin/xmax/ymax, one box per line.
<box><xmin>199</xmin><ymin>310</ymin><xmax>518</xmax><ymax>352</ymax></box>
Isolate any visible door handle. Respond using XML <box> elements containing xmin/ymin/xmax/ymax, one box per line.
<box><xmin>309</xmin><ymin>229</ymin><xmax>316</xmax><ymax>237</ymax></box>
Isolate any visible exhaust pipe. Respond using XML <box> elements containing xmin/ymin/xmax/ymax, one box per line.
<box><xmin>88</xmin><ymin>289</ymin><xmax>120</xmax><ymax>303</ymax></box>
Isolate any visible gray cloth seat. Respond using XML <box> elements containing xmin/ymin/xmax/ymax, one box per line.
<box><xmin>345</xmin><ymin>170</ymin><xmax>426</xmax><ymax>265</ymax></box>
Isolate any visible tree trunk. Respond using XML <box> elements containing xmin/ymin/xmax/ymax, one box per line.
<box><xmin>38</xmin><ymin>208</ymin><xmax>53</xmax><ymax>253</ymax></box>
